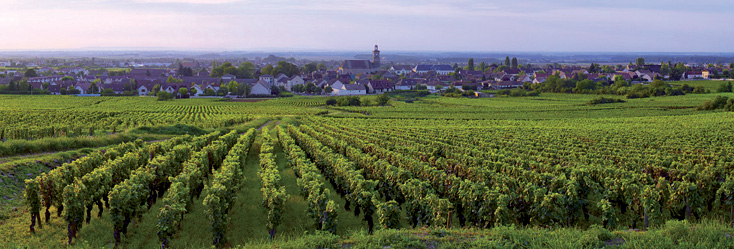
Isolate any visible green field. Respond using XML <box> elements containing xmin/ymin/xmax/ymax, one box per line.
<box><xmin>2</xmin><ymin>93</ymin><xmax>734</xmax><ymax>248</ymax></box>
<box><xmin>669</xmin><ymin>80</ymin><xmax>733</xmax><ymax>92</ymax></box>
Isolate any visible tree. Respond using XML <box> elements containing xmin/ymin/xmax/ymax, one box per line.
<box><xmin>152</xmin><ymin>84</ymin><xmax>162</xmax><ymax>96</ymax></box>
<box><xmin>376</xmin><ymin>93</ymin><xmax>390</xmax><ymax>106</ymax></box>
<box><xmin>227</xmin><ymin>81</ymin><xmax>240</xmax><ymax>96</ymax></box>
<box><xmin>511</xmin><ymin>57</ymin><xmax>518</xmax><ymax>69</ymax></box>
<box><xmin>650</xmin><ymin>79</ymin><xmax>666</xmax><ymax>88</ymax></box>
<box><xmin>88</xmin><ymin>81</ymin><xmax>100</xmax><ymax>94</ymax></box>
<box><xmin>505</xmin><ymin>56</ymin><xmax>511</xmax><ymax>67</ymax></box>
<box><xmin>67</xmin><ymin>86</ymin><xmax>81</xmax><ymax>95</ymax></box>
<box><xmin>190</xmin><ymin>87</ymin><xmax>198</xmax><ymax>96</ymax></box>
<box><xmin>204</xmin><ymin>88</ymin><xmax>216</xmax><ymax>96</ymax></box>
<box><xmin>479</xmin><ymin>61</ymin><xmax>487</xmax><ymax>72</ymax></box>
<box><xmin>636</xmin><ymin>57</ymin><xmax>645</xmax><ymax>67</ymax></box>
<box><xmin>101</xmin><ymin>88</ymin><xmax>115</xmax><ymax>96</ymax></box>
<box><xmin>178</xmin><ymin>87</ymin><xmax>188</xmax><ymax>98</ymax></box>
<box><xmin>157</xmin><ymin>91</ymin><xmax>173</xmax><ymax>101</ymax></box>
<box><xmin>671</xmin><ymin>63</ymin><xmax>687</xmax><ymax>80</ymax></box>
<box><xmin>304</xmin><ymin>83</ymin><xmax>317</xmax><ymax>94</ymax></box>
<box><xmin>302</xmin><ymin>62</ymin><xmax>318</xmax><ymax>74</ymax></box>
<box><xmin>243</xmin><ymin>84</ymin><xmax>252</xmax><ymax>97</ymax></box>
<box><xmin>317</xmin><ymin>63</ymin><xmax>327</xmax><ymax>71</ymax></box>
<box><xmin>718</xmin><ymin>82</ymin><xmax>733</xmax><ymax>93</ymax></box>
<box><xmin>573</xmin><ymin>79</ymin><xmax>597</xmax><ymax>93</ymax></box>
<box><xmin>177</xmin><ymin>64</ymin><xmax>193</xmax><ymax>76</ymax></box>
<box><xmin>614</xmin><ymin>75</ymin><xmax>628</xmax><ymax>87</ymax></box>
<box><xmin>261</xmin><ymin>64</ymin><xmax>273</xmax><ymax>75</ymax></box>
<box><xmin>272</xmin><ymin>61</ymin><xmax>300</xmax><ymax>77</ymax></box>
<box><xmin>588</xmin><ymin>63</ymin><xmax>601</xmax><ymax>73</ymax></box>
<box><xmin>166</xmin><ymin>76</ymin><xmax>182</xmax><ymax>83</ymax></box>
<box><xmin>270</xmin><ymin>85</ymin><xmax>280</xmax><ymax>95</ymax></box>
<box><xmin>324</xmin><ymin>86</ymin><xmax>333</xmax><ymax>95</ymax></box>
<box><xmin>467</xmin><ymin>58</ymin><xmax>475</xmax><ymax>71</ymax></box>
<box><xmin>660</xmin><ymin>62</ymin><xmax>671</xmax><ymax>76</ymax></box>
<box><xmin>24</xmin><ymin>69</ymin><xmax>38</xmax><ymax>78</ymax></box>
<box><xmin>237</xmin><ymin>62</ymin><xmax>256</xmax><ymax>79</ymax></box>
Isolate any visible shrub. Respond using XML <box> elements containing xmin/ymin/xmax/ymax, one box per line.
<box><xmin>156</xmin><ymin>91</ymin><xmax>174</xmax><ymax>101</ymax></box>
<box><xmin>697</xmin><ymin>96</ymin><xmax>729</xmax><ymax>110</ymax></box>
<box><xmin>325</xmin><ymin>98</ymin><xmax>337</xmax><ymax>106</ymax></box>
<box><xmin>587</xmin><ymin>97</ymin><xmax>625</xmax><ymax>105</ymax></box>
<box><xmin>659</xmin><ymin>220</ymin><xmax>689</xmax><ymax>245</ymax></box>
<box><xmin>718</xmin><ymin>82</ymin><xmax>733</xmax><ymax>93</ymax></box>
<box><xmin>416</xmin><ymin>90</ymin><xmax>430</xmax><ymax>97</ymax></box>
<box><xmin>693</xmin><ymin>86</ymin><xmax>707</xmax><ymax>94</ymax></box>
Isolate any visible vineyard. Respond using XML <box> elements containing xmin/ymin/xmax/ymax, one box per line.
<box><xmin>2</xmin><ymin>93</ymin><xmax>734</xmax><ymax>248</ymax></box>
<box><xmin>0</xmin><ymin>96</ymin><xmax>322</xmax><ymax>141</ymax></box>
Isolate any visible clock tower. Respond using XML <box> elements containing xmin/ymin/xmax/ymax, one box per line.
<box><xmin>372</xmin><ymin>45</ymin><xmax>381</xmax><ymax>69</ymax></box>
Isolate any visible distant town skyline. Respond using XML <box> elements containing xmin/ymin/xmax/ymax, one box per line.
<box><xmin>2</xmin><ymin>0</ymin><xmax>732</xmax><ymax>52</ymax></box>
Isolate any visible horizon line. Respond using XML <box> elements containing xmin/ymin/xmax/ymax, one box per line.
<box><xmin>0</xmin><ymin>47</ymin><xmax>732</xmax><ymax>55</ymax></box>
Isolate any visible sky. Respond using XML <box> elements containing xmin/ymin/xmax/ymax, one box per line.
<box><xmin>1</xmin><ymin>0</ymin><xmax>732</xmax><ymax>52</ymax></box>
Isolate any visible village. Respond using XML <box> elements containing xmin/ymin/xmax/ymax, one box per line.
<box><xmin>0</xmin><ymin>46</ymin><xmax>731</xmax><ymax>98</ymax></box>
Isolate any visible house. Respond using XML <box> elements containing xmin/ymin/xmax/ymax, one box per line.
<box><xmin>453</xmin><ymin>81</ymin><xmax>481</xmax><ymax>90</ymax></box>
<box><xmin>28</xmin><ymin>76</ymin><xmax>64</xmax><ymax>83</ymax></box>
<box><xmin>74</xmin><ymin>82</ymin><xmax>91</xmax><ymax>94</ymax></box>
<box><xmin>310</xmin><ymin>79</ymin><xmax>325</xmax><ymax>88</ymax></box>
<box><xmin>381</xmin><ymin>71</ymin><xmax>398</xmax><ymax>80</ymax></box>
<box><xmin>327</xmin><ymin>79</ymin><xmax>346</xmax><ymax>90</ymax></box>
<box><xmin>137</xmin><ymin>84</ymin><xmax>157</xmax><ymax>96</ymax></box>
<box><xmin>491</xmin><ymin>81</ymin><xmax>523</xmax><ymax>89</ymax></box>
<box><xmin>37</xmin><ymin>67</ymin><xmax>55</xmax><ymax>74</ymax></box>
<box><xmin>333</xmin><ymin>83</ymin><xmax>366</xmax><ymax>95</ymax></box>
<box><xmin>205</xmin><ymin>83</ymin><xmax>221</xmax><ymax>93</ymax></box>
<box><xmin>275</xmin><ymin>77</ymin><xmax>289</xmax><ymax>89</ymax></box>
<box><xmin>251</xmin><ymin>80</ymin><xmax>271</xmax><ymax>95</ymax></box>
<box><xmin>190</xmin><ymin>84</ymin><xmax>205</xmax><ymax>97</ymax></box>
<box><xmin>502</xmin><ymin>69</ymin><xmax>521</xmax><ymax>75</ymax></box>
<box><xmin>390</xmin><ymin>65</ymin><xmax>414</xmax><ymax>75</ymax></box>
<box><xmin>60</xmin><ymin>67</ymin><xmax>88</xmax><ymax>76</ymax></box>
<box><xmin>682</xmin><ymin>71</ymin><xmax>704</xmax><ymax>80</ymax></box>
<box><xmin>414</xmin><ymin>65</ymin><xmax>454</xmax><ymax>75</ymax></box>
<box><xmin>101</xmin><ymin>83</ymin><xmax>126</xmax><ymax>94</ymax></box>
<box><xmin>46</xmin><ymin>84</ymin><xmax>62</xmax><ymax>95</ymax></box>
<box><xmin>516</xmin><ymin>74</ymin><xmax>533</xmax><ymax>83</ymax></box>
<box><xmin>259</xmin><ymin>74</ymin><xmax>274</xmax><ymax>86</ymax></box>
<box><xmin>286</xmin><ymin>75</ymin><xmax>304</xmax><ymax>91</ymax></box>
<box><xmin>275</xmin><ymin>73</ymin><xmax>289</xmax><ymax>82</ymax></box>
<box><xmin>426</xmin><ymin>81</ymin><xmax>447</xmax><ymax>91</ymax></box>
<box><xmin>367</xmin><ymin>80</ymin><xmax>394</xmax><ymax>93</ymax></box>
<box><xmin>395</xmin><ymin>79</ymin><xmax>422</xmax><ymax>90</ymax></box>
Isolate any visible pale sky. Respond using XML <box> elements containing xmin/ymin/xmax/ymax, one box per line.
<box><xmin>1</xmin><ymin>0</ymin><xmax>732</xmax><ymax>52</ymax></box>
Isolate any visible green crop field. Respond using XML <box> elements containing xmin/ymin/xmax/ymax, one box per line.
<box><xmin>669</xmin><ymin>80</ymin><xmax>733</xmax><ymax>92</ymax></box>
<box><xmin>2</xmin><ymin>93</ymin><xmax>734</xmax><ymax>248</ymax></box>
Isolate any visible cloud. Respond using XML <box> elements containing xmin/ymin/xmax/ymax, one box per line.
<box><xmin>130</xmin><ymin>0</ymin><xmax>241</xmax><ymax>4</ymax></box>
<box><xmin>0</xmin><ymin>0</ymin><xmax>732</xmax><ymax>51</ymax></box>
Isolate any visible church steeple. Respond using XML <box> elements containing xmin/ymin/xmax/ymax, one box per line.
<box><xmin>372</xmin><ymin>45</ymin><xmax>381</xmax><ymax>68</ymax></box>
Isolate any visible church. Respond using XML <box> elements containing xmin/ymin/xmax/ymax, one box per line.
<box><xmin>338</xmin><ymin>45</ymin><xmax>381</xmax><ymax>75</ymax></box>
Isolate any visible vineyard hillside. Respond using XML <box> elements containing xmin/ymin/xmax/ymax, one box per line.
<box><xmin>1</xmin><ymin>93</ymin><xmax>734</xmax><ymax>248</ymax></box>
